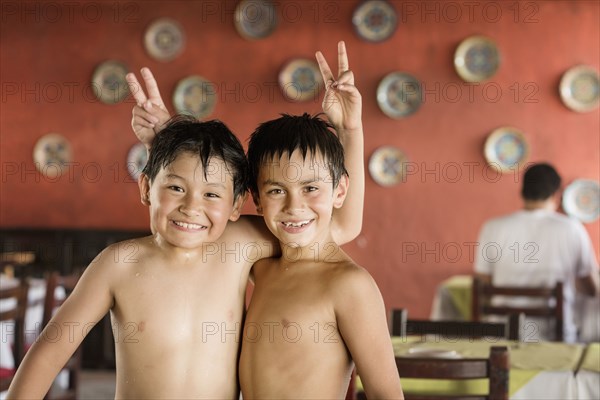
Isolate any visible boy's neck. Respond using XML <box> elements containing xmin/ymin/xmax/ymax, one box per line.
<box><xmin>279</xmin><ymin>237</ymin><xmax>343</xmax><ymax>264</ymax></box>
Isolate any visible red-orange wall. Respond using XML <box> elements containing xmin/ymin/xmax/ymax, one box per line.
<box><xmin>2</xmin><ymin>0</ymin><xmax>599</xmax><ymax>317</ymax></box>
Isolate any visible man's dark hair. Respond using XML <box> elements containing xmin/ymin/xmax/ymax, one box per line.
<box><xmin>246</xmin><ymin>113</ymin><xmax>348</xmax><ymax>194</ymax></box>
<box><xmin>521</xmin><ymin>163</ymin><xmax>562</xmax><ymax>201</ymax></box>
<box><xmin>142</xmin><ymin>115</ymin><xmax>248</xmax><ymax>200</ymax></box>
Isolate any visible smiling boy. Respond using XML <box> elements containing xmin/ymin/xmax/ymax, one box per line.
<box><xmin>240</xmin><ymin>114</ymin><xmax>403</xmax><ymax>399</ymax></box>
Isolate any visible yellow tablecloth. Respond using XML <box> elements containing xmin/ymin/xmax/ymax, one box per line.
<box><xmin>356</xmin><ymin>338</ymin><xmax>585</xmax><ymax>398</ymax></box>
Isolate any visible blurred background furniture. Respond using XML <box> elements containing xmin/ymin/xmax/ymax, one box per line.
<box><xmin>0</xmin><ymin>279</ymin><xmax>29</xmax><ymax>391</ymax></box>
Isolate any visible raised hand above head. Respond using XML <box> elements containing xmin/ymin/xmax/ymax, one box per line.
<box><xmin>315</xmin><ymin>41</ymin><xmax>362</xmax><ymax>133</ymax></box>
<box><xmin>126</xmin><ymin>68</ymin><xmax>171</xmax><ymax>149</ymax></box>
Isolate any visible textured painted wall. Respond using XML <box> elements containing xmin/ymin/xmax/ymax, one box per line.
<box><xmin>1</xmin><ymin>0</ymin><xmax>598</xmax><ymax>316</ymax></box>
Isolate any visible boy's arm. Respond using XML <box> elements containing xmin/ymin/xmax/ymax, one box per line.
<box><xmin>6</xmin><ymin>250</ymin><xmax>115</xmax><ymax>399</ymax></box>
<box><xmin>316</xmin><ymin>41</ymin><xmax>364</xmax><ymax>245</ymax></box>
<box><xmin>334</xmin><ymin>267</ymin><xmax>404</xmax><ymax>399</ymax></box>
<box><xmin>126</xmin><ymin>68</ymin><xmax>171</xmax><ymax>149</ymax></box>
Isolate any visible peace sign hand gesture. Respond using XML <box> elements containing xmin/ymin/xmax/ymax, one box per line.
<box><xmin>315</xmin><ymin>41</ymin><xmax>362</xmax><ymax>133</ymax></box>
<box><xmin>126</xmin><ymin>68</ymin><xmax>171</xmax><ymax>149</ymax></box>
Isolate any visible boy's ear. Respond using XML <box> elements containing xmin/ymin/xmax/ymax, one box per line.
<box><xmin>333</xmin><ymin>175</ymin><xmax>349</xmax><ymax>209</ymax></box>
<box><xmin>229</xmin><ymin>192</ymin><xmax>248</xmax><ymax>222</ymax></box>
<box><xmin>138</xmin><ymin>173</ymin><xmax>151</xmax><ymax>206</ymax></box>
<box><xmin>251</xmin><ymin>191</ymin><xmax>263</xmax><ymax>215</ymax></box>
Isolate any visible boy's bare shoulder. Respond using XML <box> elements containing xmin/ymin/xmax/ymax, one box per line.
<box><xmin>90</xmin><ymin>236</ymin><xmax>155</xmax><ymax>271</ymax></box>
<box><xmin>326</xmin><ymin>258</ymin><xmax>381</xmax><ymax>302</ymax></box>
<box><xmin>221</xmin><ymin>215</ymin><xmax>279</xmax><ymax>255</ymax></box>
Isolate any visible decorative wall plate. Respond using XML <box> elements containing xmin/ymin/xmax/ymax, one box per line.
<box><xmin>127</xmin><ymin>143</ymin><xmax>148</xmax><ymax>181</ymax></box>
<box><xmin>172</xmin><ymin>75</ymin><xmax>217</xmax><ymax>119</ymax></box>
<box><xmin>234</xmin><ymin>0</ymin><xmax>277</xmax><ymax>40</ymax></box>
<box><xmin>377</xmin><ymin>72</ymin><xmax>422</xmax><ymax>118</ymax></box>
<box><xmin>484</xmin><ymin>127</ymin><xmax>529</xmax><ymax>173</ymax></box>
<box><xmin>144</xmin><ymin>18</ymin><xmax>185</xmax><ymax>62</ymax></box>
<box><xmin>278</xmin><ymin>59</ymin><xmax>323</xmax><ymax>102</ymax></box>
<box><xmin>91</xmin><ymin>60</ymin><xmax>130</xmax><ymax>104</ymax></box>
<box><xmin>562</xmin><ymin>179</ymin><xmax>600</xmax><ymax>223</ymax></box>
<box><xmin>559</xmin><ymin>65</ymin><xmax>599</xmax><ymax>112</ymax></box>
<box><xmin>352</xmin><ymin>0</ymin><xmax>397</xmax><ymax>42</ymax></box>
<box><xmin>33</xmin><ymin>133</ymin><xmax>72</xmax><ymax>179</ymax></box>
<box><xmin>369</xmin><ymin>146</ymin><xmax>407</xmax><ymax>186</ymax></box>
<box><xmin>454</xmin><ymin>36</ymin><xmax>500</xmax><ymax>82</ymax></box>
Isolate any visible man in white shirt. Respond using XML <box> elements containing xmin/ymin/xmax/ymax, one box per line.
<box><xmin>474</xmin><ymin>163</ymin><xmax>598</xmax><ymax>342</ymax></box>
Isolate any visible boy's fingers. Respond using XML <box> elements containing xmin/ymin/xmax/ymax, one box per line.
<box><xmin>315</xmin><ymin>51</ymin><xmax>335</xmax><ymax>88</ymax></box>
<box><xmin>337</xmin><ymin>70</ymin><xmax>355</xmax><ymax>86</ymax></box>
<box><xmin>141</xmin><ymin>68</ymin><xmax>165</xmax><ymax>107</ymax></box>
<box><xmin>126</xmin><ymin>73</ymin><xmax>148</xmax><ymax>104</ymax></box>
<box><xmin>337</xmin><ymin>41</ymin><xmax>349</xmax><ymax>77</ymax></box>
<box><xmin>133</xmin><ymin>105</ymin><xmax>160</xmax><ymax>123</ymax></box>
<box><xmin>132</xmin><ymin>115</ymin><xmax>155</xmax><ymax>129</ymax></box>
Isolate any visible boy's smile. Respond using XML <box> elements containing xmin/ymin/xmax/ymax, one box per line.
<box><xmin>256</xmin><ymin>150</ymin><xmax>347</xmax><ymax>252</ymax></box>
<box><xmin>140</xmin><ymin>152</ymin><xmax>243</xmax><ymax>252</ymax></box>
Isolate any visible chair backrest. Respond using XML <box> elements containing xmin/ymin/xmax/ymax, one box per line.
<box><xmin>0</xmin><ymin>279</ymin><xmax>29</xmax><ymax>391</ymax></box>
<box><xmin>396</xmin><ymin>346</ymin><xmax>509</xmax><ymax>400</ymax></box>
<box><xmin>390</xmin><ymin>308</ymin><xmax>523</xmax><ymax>340</ymax></box>
<box><xmin>42</xmin><ymin>271</ymin><xmax>82</xmax><ymax>400</ymax></box>
<box><xmin>471</xmin><ymin>277</ymin><xmax>564</xmax><ymax>341</ymax></box>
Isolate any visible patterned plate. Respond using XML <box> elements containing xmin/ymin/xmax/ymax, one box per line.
<box><xmin>234</xmin><ymin>0</ymin><xmax>277</xmax><ymax>40</ymax></box>
<box><xmin>369</xmin><ymin>146</ymin><xmax>407</xmax><ymax>186</ymax></box>
<box><xmin>279</xmin><ymin>59</ymin><xmax>323</xmax><ymax>102</ymax></box>
<box><xmin>562</xmin><ymin>179</ymin><xmax>600</xmax><ymax>223</ymax></box>
<box><xmin>352</xmin><ymin>0</ymin><xmax>397</xmax><ymax>42</ymax></box>
<box><xmin>172</xmin><ymin>75</ymin><xmax>217</xmax><ymax>119</ymax></box>
<box><xmin>33</xmin><ymin>133</ymin><xmax>72</xmax><ymax>179</ymax></box>
<box><xmin>454</xmin><ymin>36</ymin><xmax>501</xmax><ymax>82</ymax></box>
<box><xmin>484</xmin><ymin>127</ymin><xmax>529</xmax><ymax>173</ymax></box>
<box><xmin>377</xmin><ymin>72</ymin><xmax>422</xmax><ymax>118</ymax></box>
<box><xmin>144</xmin><ymin>18</ymin><xmax>185</xmax><ymax>62</ymax></box>
<box><xmin>559</xmin><ymin>65</ymin><xmax>600</xmax><ymax>113</ymax></box>
<box><xmin>127</xmin><ymin>143</ymin><xmax>148</xmax><ymax>181</ymax></box>
<box><xmin>91</xmin><ymin>60</ymin><xmax>130</xmax><ymax>104</ymax></box>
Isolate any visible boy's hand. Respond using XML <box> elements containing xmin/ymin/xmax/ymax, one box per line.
<box><xmin>315</xmin><ymin>41</ymin><xmax>362</xmax><ymax>133</ymax></box>
<box><xmin>126</xmin><ymin>68</ymin><xmax>171</xmax><ymax>149</ymax></box>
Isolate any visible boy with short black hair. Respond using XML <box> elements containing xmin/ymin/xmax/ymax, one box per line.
<box><xmin>240</xmin><ymin>112</ymin><xmax>403</xmax><ymax>399</ymax></box>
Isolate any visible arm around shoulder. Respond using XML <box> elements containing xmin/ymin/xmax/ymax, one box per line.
<box><xmin>334</xmin><ymin>265</ymin><xmax>403</xmax><ymax>399</ymax></box>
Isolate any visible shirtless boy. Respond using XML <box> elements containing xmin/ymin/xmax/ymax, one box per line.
<box><xmin>240</xmin><ymin>113</ymin><xmax>403</xmax><ymax>399</ymax></box>
<box><xmin>7</xmin><ymin>43</ymin><xmax>363</xmax><ymax>399</ymax></box>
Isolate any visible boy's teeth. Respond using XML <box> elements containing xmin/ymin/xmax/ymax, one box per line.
<box><xmin>174</xmin><ymin>221</ymin><xmax>203</xmax><ymax>229</ymax></box>
<box><xmin>283</xmin><ymin>220</ymin><xmax>310</xmax><ymax>228</ymax></box>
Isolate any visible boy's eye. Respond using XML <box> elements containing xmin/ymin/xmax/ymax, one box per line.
<box><xmin>205</xmin><ymin>193</ymin><xmax>220</xmax><ymax>198</ymax></box>
<box><xmin>267</xmin><ymin>188</ymin><xmax>284</xmax><ymax>195</ymax></box>
<box><xmin>304</xmin><ymin>186</ymin><xmax>318</xmax><ymax>193</ymax></box>
<box><xmin>168</xmin><ymin>185</ymin><xmax>184</xmax><ymax>192</ymax></box>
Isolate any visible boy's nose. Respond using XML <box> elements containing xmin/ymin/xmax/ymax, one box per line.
<box><xmin>283</xmin><ymin>193</ymin><xmax>304</xmax><ymax>213</ymax></box>
<box><xmin>179</xmin><ymin>194</ymin><xmax>203</xmax><ymax>216</ymax></box>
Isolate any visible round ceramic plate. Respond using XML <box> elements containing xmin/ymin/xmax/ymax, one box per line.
<box><xmin>352</xmin><ymin>0</ymin><xmax>397</xmax><ymax>42</ymax></box>
<box><xmin>172</xmin><ymin>75</ymin><xmax>217</xmax><ymax>119</ymax></box>
<box><xmin>377</xmin><ymin>72</ymin><xmax>422</xmax><ymax>118</ymax></box>
<box><xmin>405</xmin><ymin>347</ymin><xmax>461</xmax><ymax>359</ymax></box>
<box><xmin>279</xmin><ymin>59</ymin><xmax>323</xmax><ymax>102</ymax></box>
<box><xmin>484</xmin><ymin>127</ymin><xmax>529</xmax><ymax>173</ymax></box>
<box><xmin>369</xmin><ymin>146</ymin><xmax>407</xmax><ymax>186</ymax></box>
<box><xmin>127</xmin><ymin>143</ymin><xmax>148</xmax><ymax>181</ymax></box>
<box><xmin>91</xmin><ymin>60</ymin><xmax>130</xmax><ymax>104</ymax></box>
<box><xmin>454</xmin><ymin>36</ymin><xmax>501</xmax><ymax>82</ymax></box>
<box><xmin>559</xmin><ymin>65</ymin><xmax>600</xmax><ymax>113</ymax></box>
<box><xmin>33</xmin><ymin>133</ymin><xmax>72</xmax><ymax>179</ymax></box>
<box><xmin>562</xmin><ymin>179</ymin><xmax>600</xmax><ymax>223</ymax></box>
<box><xmin>234</xmin><ymin>0</ymin><xmax>277</xmax><ymax>40</ymax></box>
<box><xmin>144</xmin><ymin>18</ymin><xmax>185</xmax><ymax>62</ymax></box>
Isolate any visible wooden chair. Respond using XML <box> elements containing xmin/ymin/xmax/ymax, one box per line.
<box><xmin>0</xmin><ymin>279</ymin><xmax>29</xmax><ymax>392</ymax></box>
<box><xmin>357</xmin><ymin>346</ymin><xmax>509</xmax><ymax>400</ymax></box>
<box><xmin>42</xmin><ymin>272</ymin><xmax>82</xmax><ymax>400</ymax></box>
<box><xmin>390</xmin><ymin>308</ymin><xmax>523</xmax><ymax>340</ymax></box>
<box><xmin>472</xmin><ymin>277</ymin><xmax>564</xmax><ymax>341</ymax></box>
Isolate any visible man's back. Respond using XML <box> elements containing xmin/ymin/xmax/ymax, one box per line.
<box><xmin>475</xmin><ymin>209</ymin><xmax>597</xmax><ymax>341</ymax></box>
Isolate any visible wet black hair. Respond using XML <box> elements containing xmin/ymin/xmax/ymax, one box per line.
<box><xmin>521</xmin><ymin>163</ymin><xmax>561</xmax><ymax>201</ymax></box>
<box><xmin>142</xmin><ymin>115</ymin><xmax>248</xmax><ymax>200</ymax></box>
<box><xmin>246</xmin><ymin>113</ymin><xmax>348</xmax><ymax>194</ymax></box>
